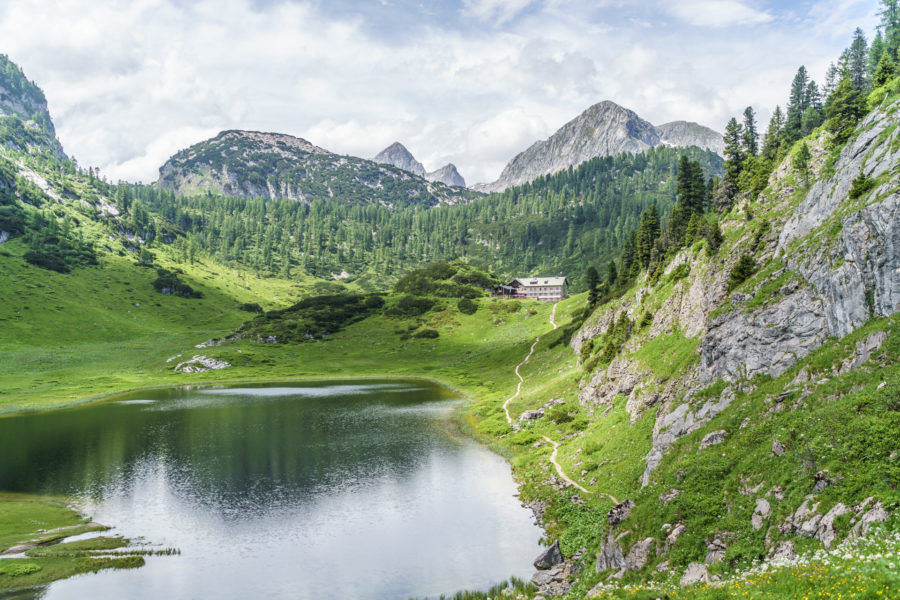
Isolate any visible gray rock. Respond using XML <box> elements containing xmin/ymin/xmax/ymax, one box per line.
<box><xmin>607</xmin><ymin>500</ymin><xmax>634</xmax><ymax>525</ymax></box>
<box><xmin>772</xmin><ymin>439</ymin><xmax>786</xmax><ymax>456</ymax></box>
<box><xmin>680</xmin><ymin>562</ymin><xmax>710</xmax><ymax>586</ymax></box>
<box><xmin>520</xmin><ymin>408</ymin><xmax>545</xmax><ymax>421</ymax></box>
<box><xmin>655</xmin><ymin>560</ymin><xmax>670</xmax><ymax>573</ymax></box>
<box><xmin>625</xmin><ymin>537</ymin><xmax>654</xmax><ymax>571</ymax></box>
<box><xmin>595</xmin><ymin>532</ymin><xmax>625</xmax><ymax>572</ymax></box>
<box><xmin>534</xmin><ymin>540</ymin><xmax>564</xmax><ymax>570</ymax></box>
<box><xmin>0</xmin><ymin>231</ymin><xmax>9</xmax><ymax>244</ymax></box>
<box><xmin>852</xmin><ymin>502</ymin><xmax>889</xmax><ymax>536</ymax></box>
<box><xmin>771</xmin><ymin>541</ymin><xmax>796</xmax><ymax>562</ymax></box>
<box><xmin>530</xmin><ymin>563</ymin><xmax>570</xmax><ymax>595</ymax></box>
<box><xmin>661</xmin><ymin>523</ymin><xmax>685</xmax><ymax>555</ymax></box>
<box><xmin>839</xmin><ymin>332</ymin><xmax>887</xmax><ymax>374</ymax></box>
<box><xmin>817</xmin><ymin>503</ymin><xmax>849</xmax><ymax>548</ymax></box>
<box><xmin>174</xmin><ymin>355</ymin><xmax>231</xmax><ymax>373</ymax></box>
<box><xmin>752</xmin><ymin>498</ymin><xmax>771</xmax><ymax>530</ymax></box>
<box><xmin>705</xmin><ymin>534</ymin><xmax>729</xmax><ymax>563</ymax></box>
<box><xmin>659</xmin><ymin>488</ymin><xmax>681</xmax><ymax>503</ymax></box>
<box><xmin>699</xmin><ymin>429</ymin><xmax>727</xmax><ymax>450</ymax></box>
<box><xmin>813</xmin><ymin>470</ymin><xmax>831</xmax><ymax>492</ymax></box>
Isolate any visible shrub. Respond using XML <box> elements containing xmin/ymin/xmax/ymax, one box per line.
<box><xmin>727</xmin><ymin>255</ymin><xmax>756</xmax><ymax>292</ymax></box>
<box><xmin>669</xmin><ymin>263</ymin><xmax>690</xmax><ymax>282</ymax></box>
<box><xmin>549</xmin><ymin>404</ymin><xmax>574</xmax><ymax>424</ymax></box>
<box><xmin>153</xmin><ymin>269</ymin><xmax>203</xmax><ymax>298</ymax></box>
<box><xmin>413</xmin><ymin>328</ymin><xmax>439</xmax><ymax>339</ymax></box>
<box><xmin>384</xmin><ymin>295</ymin><xmax>435</xmax><ymax>318</ymax></box>
<box><xmin>457</xmin><ymin>297</ymin><xmax>477</xmax><ymax>315</ymax></box>
<box><xmin>849</xmin><ymin>173</ymin><xmax>877</xmax><ymax>200</ymax></box>
<box><xmin>238</xmin><ymin>302</ymin><xmax>263</xmax><ymax>313</ymax></box>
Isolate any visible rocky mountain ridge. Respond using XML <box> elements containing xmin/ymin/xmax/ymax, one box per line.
<box><xmin>372</xmin><ymin>141</ymin><xmax>467</xmax><ymax>187</ymax></box>
<box><xmin>157</xmin><ymin>130</ymin><xmax>474</xmax><ymax>206</ymax></box>
<box><xmin>0</xmin><ymin>54</ymin><xmax>65</xmax><ymax>158</ymax></box>
<box><xmin>475</xmin><ymin>101</ymin><xmax>723</xmax><ymax>193</ymax></box>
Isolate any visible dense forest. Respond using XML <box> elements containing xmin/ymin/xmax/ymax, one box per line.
<box><xmin>116</xmin><ymin>145</ymin><xmax>721</xmax><ymax>291</ymax></box>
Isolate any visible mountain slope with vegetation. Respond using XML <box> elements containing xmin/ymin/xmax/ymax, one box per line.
<box><xmin>158</xmin><ymin>130</ymin><xmax>475</xmax><ymax>206</ymax></box>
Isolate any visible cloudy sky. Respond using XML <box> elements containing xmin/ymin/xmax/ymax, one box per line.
<box><xmin>0</xmin><ymin>0</ymin><xmax>880</xmax><ymax>185</ymax></box>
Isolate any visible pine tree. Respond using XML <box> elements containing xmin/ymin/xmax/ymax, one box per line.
<box><xmin>880</xmin><ymin>0</ymin><xmax>900</xmax><ymax>57</ymax></box>
<box><xmin>586</xmin><ymin>266</ymin><xmax>599</xmax><ymax>305</ymax></box>
<box><xmin>723</xmin><ymin>118</ymin><xmax>744</xmax><ymax>188</ymax></box>
<box><xmin>785</xmin><ymin>66</ymin><xmax>810</xmax><ymax>141</ymax></box>
<box><xmin>874</xmin><ymin>51</ymin><xmax>896</xmax><ymax>87</ymax></box>
<box><xmin>762</xmin><ymin>105</ymin><xmax>785</xmax><ymax>161</ymax></box>
<box><xmin>824</xmin><ymin>62</ymin><xmax>839</xmax><ymax>96</ymax></box>
<box><xmin>635</xmin><ymin>205</ymin><xmax>659</xmax><ymax>268</ymax></box>
<box><xmin>795</xmin><ymin>142</ymin><xmax>811</xmax><ymax>187</ymax></box>
<box><xmin>869</xmin><ymin>30</ymin><xmax>886</xmax><ymax>78</ymax></box>
<box><xmin>742</xmin><ymin>106</ymin><xmax>759</xmax><ymax>156</ymax></box>
<box><xmin>848</xmin><ymin>28</ymin><xmax>870</xmax><ymax>90</ymax></box>
<box><xmin>825</xmin><ymin>76</ymin><xmax>866</xmax><ymax>144</ymax></box>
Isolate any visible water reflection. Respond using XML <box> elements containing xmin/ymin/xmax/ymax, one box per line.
<box><xmin>0</xmin><ymin>381</ymin><xmax>542</xmax><ymax>599</ymax></box>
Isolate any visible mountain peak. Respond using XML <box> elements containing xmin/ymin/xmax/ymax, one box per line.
<box><xmin>426</xmin><ymin>163</ymin><xmax>466</xmax><ymax>188</ymax></box>
<box><xmin>372</xmin><ymin>142</ymin><xmax>426</xmax><ymax>177</ymax></box>
<box><xmin>474</xmin><ymin>101</ymin><xmax>722</xmax><ymax>193</ymax></box>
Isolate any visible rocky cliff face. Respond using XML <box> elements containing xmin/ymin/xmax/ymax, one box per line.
<box><xmin>574</xmin><ymin>95</ymin><xmax>900</xmax><ymax>486</ymax></box>
<box><xmin>373</xmin><ymin>142</ymin><xmax>467</xmax><ymax>187</ymax></box>
<box><xmin>158</xmin><ymin>131</ymin><xmax>474</xmax><ymax>206</ymax></box>
<box><xmin>0</xmin><ymin>55</ymin><xmax>65</xmax><ymax>158</ymax></box>
<box><xmin>475</xmin><ymin>101</ymin><xmax>721</xmax><ymax>193</ymax></box>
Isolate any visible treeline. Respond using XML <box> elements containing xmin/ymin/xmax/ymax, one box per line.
<box><xmin>119</xmin><ymin>145</ymin><xmax>720</xmax><ymax>291</ymax></box>
<box><xmin>720</xmin><ymin>2</ymin><xmax>900</xmax><ymax>206</ymax></box>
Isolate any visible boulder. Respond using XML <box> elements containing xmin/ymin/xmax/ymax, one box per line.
<box><xmin>680</xmin><ymin>562</ymin><xmax>709</xmax><ymax>586</ymax></box>
<box><xmin>772</xmin><ymin>439</ymin><xmax>786</xmax><ymax>456</ymax></box>
<box><xmin>771</xmin><ymin>540</ymin><xmax>796</xmax><ymax>562</ymax></box>
<box><xmin>852</xmin><ymin>501</ymin><xmax>889</xmax><ymax>536</ymax></box>
<box><xmin>659</xmin><ymin>488</ymin><xmax>681</xmax><ymax>503</ymax></box>
<box><xmin>752</xmin><ymin>498</ymin><xmax>771</xmax><ymax>530</ymax></box>
<box><xmin>661</xmin><ymin>523</ymin><xmax>685</xmax><ymax>555</ymax></box>
<box><xmin>705</xmin><ymin>534</ymin><xmax>729</xmax><ymax>564</ymax></box>
<box><xmin>817</xmin><ymin>503</ymin><xmax>849</xmax><ymax>548</ymax></box>
<box><xmin>813</xmin><ymin>470</ymin><xmax>831</xmax><ymax>492</ymax></box>
<box><xmin>699</xmin><ymin>429</ymin><xmax>727</xmax><ymax>450</ymax></box>
<box><xmin>534</xmin><ymin>540</ymin><xmax>564</xmax><ymax>570</ymax></box>
<box><xmin>607</xmin><ymin>499</ymin><xmax>635</xmax><ymax>525</ymax></box>
<box><xmin>520</xmin><ymin>408</ymin><xmax>545</xmax><ymax>421</ymax></box>
<box><xmin>530</xmin><ymin>563</ymin><xmax>570</xmax><ymax>596</ymax></box>
<box><xmin>595</xmin><ymin>532</ymin><xmax>626</xmax><ymax>572</ymax></box>
<box><xmin>624</xmin><ymin>537</ymin><xmax>654</xmax><ymax>571</ymax></box>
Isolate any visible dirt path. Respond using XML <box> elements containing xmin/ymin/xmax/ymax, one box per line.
<box><xmin>541</xmin><ymin>435</ymin><xmax>591</xmax><ymax>494</ymax></box>
<box><xmin>503</xmin><ymin>303</ymin><xmax>558</xmax><ymax>427</ymax></box>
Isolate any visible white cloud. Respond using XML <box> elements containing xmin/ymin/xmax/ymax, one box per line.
<box><xmin>0</xmin><ymin>0</ymin><xmax>876</xmax><ymax>186</ymax></box>
<box><xmin>665</xmin><ymin>0</ymin><xmax>774</xmax><ymax>28</ymax></box>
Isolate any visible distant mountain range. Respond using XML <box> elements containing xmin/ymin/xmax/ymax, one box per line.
<box><xmin>157</xmin><ymin>130</ymin><xmax>475</xmax><ymax>206</ymax></box>
<box><xmin>473</xmin><ymin>101</ymin><xmax>723</xmax><ymax>193</ymax></box>
<box><xmin>372</xmin><ymin>142</ymin><xmax>466</xmax><ymax>187</ymax></box>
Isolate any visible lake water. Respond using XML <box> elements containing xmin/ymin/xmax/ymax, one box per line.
<box><xmin>0</xmin><ymin>381</ymin><xmax>543</xmax><ymax>599</ymax></box>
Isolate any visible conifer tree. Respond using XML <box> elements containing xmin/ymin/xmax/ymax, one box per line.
<box><xmin>785</xmin><ymin>66</ymin><xmax>810</xmax><ymax>140</ymax></box>
<box><xmin>795</xmin><ymin>142</ymin><xmax>811</xmax><ymax>187</ymax></box>
<box><xmin>825</xmin><ymin>76</ymin><xmax>866</xmax><ymax>144</ymax></box>
<box><xmin>723</xmin><ymin>118</ymin><xmax>744</xmax><ymax>188</ymax></box>
<box><xmin>761</xmin><ymin>106</ymin><xmax>785</xmax><ymax>161</ymax></box>
<box><xmin>742</xmin><ymin>106</ymin><xmax>759</xmax><ymax>156</ymax></box>
<box><xmin>847</xmin><ymin>28</ymin><xmax>870</xmax><ymax>90</ymax></box>
<box><xmin>874</xmin><ymin>51</ymin><xmax>896</xmax><ymax>87</ymax></box>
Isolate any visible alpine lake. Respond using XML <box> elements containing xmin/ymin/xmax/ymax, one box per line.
<box><xmin>0</xmin><ymin>381</ymin><xmax>543</xmax><ymax>599</ymax></box>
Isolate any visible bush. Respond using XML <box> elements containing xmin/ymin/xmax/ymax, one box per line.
<box><xmin>153</xmin><ymin>269</ymin><xmax>203</xmax><ymax>298</ymax></box>
<box><xmin>238</xmin><ymin>302</ymin><xmax>263</xmax><ymax>313</ymax></box>
<box><xmin>549</xmin><ymin>404</ymin><xmax>574</xmax><ymax>424</ymax></box>
<box><xmin>364</xmin><ymin>295</ymin><xmax>385</xmax><ymax>309</ymax></box>
<box><xmin>413</xmin><ymin>328</ymin><xmax>439</xmax><ymax>339</ymax></box>
<box><xmin>668</xmin><ymin>263</ymin><xmax>690</xmax><ymax>282</ymax></box>
<box><xmin>849</xmin><ymin>173</ymin><xmax>877</xmax><ymax>200</ymax></box>
<box><xmin>384</xmin><ymin>295</ymin><xmax>435</xmax><ymax>318</ymax></box>
<box><xmin>727</xmin><ymin>255</ymin><xmax>756</xmax><ymax>292</ymax></box>
<box><xmin>457</xmin><ymin>298</ymin><xmax>477</xmax><ymax>315</ymax></box>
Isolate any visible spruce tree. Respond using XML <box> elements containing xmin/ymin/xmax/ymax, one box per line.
<box><xmin>874</xmin><ymin>51</ymin><xmax>896</xmax><ymax>87</ymax></box>
<box><xmin>723</xmin><ymin>118</ymin><xmax>744</xmax><ymax>189</ymax></box>
<box><xmin>847</xmin><ymin>28</ymin><xmax>870</xmax><ymax>90</ymax></box>
<box><xmin>741</xmin><ymin>106</ymin><xmax>759</xmax><ymax>156</ymax></box>
<box><xmin>795</xmin><ymin>142</ymin><xmax>811</xmax><ymax>187</ymax></box>
<box><xmin>825</xmin><ymin>76</ymin><xmax>865</xmax><ymax>144</ymax></box>
<box><xmin>785</xmin><ymin>66</ymin><xmax>810</xmax><ymax>141</ymax></box>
